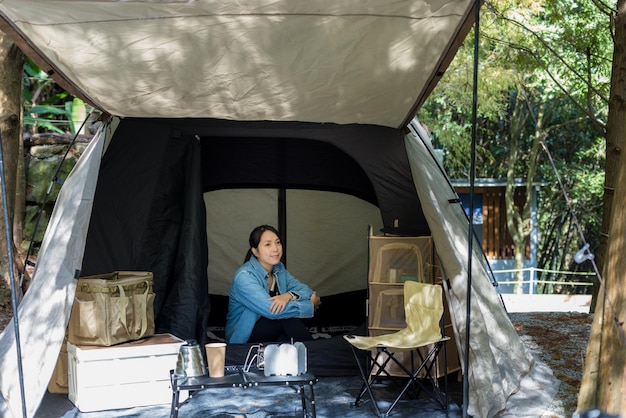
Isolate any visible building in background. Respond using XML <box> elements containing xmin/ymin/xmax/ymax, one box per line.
<box><xmin>451</xmin><ymin>178</ymin><xmax>543</xmax><ymax>294</ymax></box>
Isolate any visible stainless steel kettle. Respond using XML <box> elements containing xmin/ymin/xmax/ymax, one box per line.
<box><xmin>175</xmin><ymin>340</ymin><xmax>207</xmax><ymax>377</ymax></box>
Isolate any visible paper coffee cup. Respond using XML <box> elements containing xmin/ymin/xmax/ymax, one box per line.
<box><xmin>205</xmin><ymin>342</ymin><xmax>226</xmax><ymax>378</ymax></box>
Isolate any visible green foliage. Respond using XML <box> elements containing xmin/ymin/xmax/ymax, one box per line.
<box><xmin>419</xmin><ymin>27</ymin><xmax>519</xmax><ymax>178</ymax></box>
<box><xmin>419</xmin><ymin>0</ymin><xmax>610</xmax><ymax>293</ymax></box>
<box><xmin>23</xmin><ymin>58</ymin><xmax>86</xmax><ymax>134</ymax></box>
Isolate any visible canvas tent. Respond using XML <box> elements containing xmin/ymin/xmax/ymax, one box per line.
<box><xmin>0</xmin><ymin>1</ymin><xmax>536</xmax><ymax>418</ymax></box>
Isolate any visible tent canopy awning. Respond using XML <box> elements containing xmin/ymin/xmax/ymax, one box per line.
<box><xmin>0</xmin><ymin>0</ymin><xmax>474</xmax><ymax>128</ymax></box>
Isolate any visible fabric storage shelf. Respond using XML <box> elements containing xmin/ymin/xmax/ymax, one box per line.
<box><xmin>68</xmin><ymin>333</ymin><xmax>185</xmax><ymax>412</ymax></box>
<box><xmin>367</xmin><ymin>232</ymin><xmax>461</xmax><ymax>378</ymax></box>
<box><xmin>368</xmin><ymin>284</ymin><xmax>407</xmax><ymax>329</ymax></box>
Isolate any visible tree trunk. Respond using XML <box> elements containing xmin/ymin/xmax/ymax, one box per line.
<box><xmin>593</xmin><ymin>133</ymin><xmax>626</xmax><ymax>413</ymax></box>
<box><xmin>592</xmin><ymin>92</ymin><xmax>621</xmax><ymax>313</ymax></box>
<box><xmin>507</xmin><ymin>99</ymin><xmax>537</xmax><ymax>294</ymax></box>
<box><xmin>578</xmin><ymin>0</ymin><xmax>626</xmax><ymax>412</ymax></box>
<box><xmin>0</xmin><ymin>30</ymin><xmax>24</xmax><ymax>298</ymax></box>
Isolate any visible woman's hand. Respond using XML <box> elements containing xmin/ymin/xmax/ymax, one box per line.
<box><xmin>310</xmin><ymin>291</ymin><xmax>321</xmax><ymax>311</ymax></box>
<box><xmin>268</xmin><ymin>293</ymin><xmax>292</xmax><ymax>314</ymax></box>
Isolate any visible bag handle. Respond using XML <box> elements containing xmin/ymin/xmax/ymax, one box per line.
<box><xmin>117</xmin><ymin>280</ymin><xmax>150</xmax><ymax>338</ymax></box>
<box><xmin>80</xmin><ymin>281</ymin><xmax>149</xmax><ymax>293</ymax></box>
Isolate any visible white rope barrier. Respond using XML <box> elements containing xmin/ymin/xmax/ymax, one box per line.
<box><xmin>491</xmin><ymin>266</ymin><xmax>596</xmax><ymax>277</ymax></box>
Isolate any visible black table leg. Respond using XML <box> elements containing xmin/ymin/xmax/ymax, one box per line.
<box><xmin>297</xmin><ymin>380</ymin><xmax>317</xmax><ymax>418</ymax></box>
<box><xmin>170</xmin><ymin>371</ymin><xmax>180</xmax><ymax>418</ymax></box>
<box><xmin>308</xmin><ymin>381</ymin><xmax>317</xmax><ymax>418</ymax></box>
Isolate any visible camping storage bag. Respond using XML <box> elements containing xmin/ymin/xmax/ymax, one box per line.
<box><xmin>68</xmin><ymin>271</ymin><xmax>155</xmax><ymax>346</ymax></box>
<box><xmin>47</xmin><ymin>337</ymin><xmax>69</xmax><ymax>394</ymax></box>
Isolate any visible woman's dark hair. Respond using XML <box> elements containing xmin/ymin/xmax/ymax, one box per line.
<box><xmin>244</xmin><ymin>225</ymin><xmax>281</xmax><ymax>262</ymax></box>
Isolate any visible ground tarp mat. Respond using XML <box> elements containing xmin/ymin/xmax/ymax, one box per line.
<box><xmin>35</xmin><ymin>356</ymin><xmax>560</xmax><ymax>417</ymax></box>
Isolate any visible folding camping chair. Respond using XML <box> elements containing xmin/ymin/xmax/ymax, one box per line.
<box><xmin>343</xmin><ymin>281</ymin><xmax>449</xmax><ymax>417</ymax></box>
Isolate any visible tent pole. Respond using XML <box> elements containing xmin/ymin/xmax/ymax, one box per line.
<box><xmin>0</xmin><ymin>132</ymin><xmax>27</xmax><ymax>418</ymax></box>
<box><xmin>463</xmin><ymin>0</ymin><xmax>481</xmax><ymax>417</ymax></box>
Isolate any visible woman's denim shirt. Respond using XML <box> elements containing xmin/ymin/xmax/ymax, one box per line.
<box><xmin>225</xmin><ymin>256</ymin><xmax>315</xmax><ymax>343</ymax></box>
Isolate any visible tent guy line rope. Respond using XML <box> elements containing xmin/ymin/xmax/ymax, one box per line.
<box><xmin>18</xmin><ymin>107</ymin><xmax>97</xmax><ymax>290</ymax></box>
<box><xmin>539</xmin><ymin>139</ymin><xmax>626</xmax><ymax>345</ymax></box>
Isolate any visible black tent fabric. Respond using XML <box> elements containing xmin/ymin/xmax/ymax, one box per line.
<box><xmin>187</xmin><ymin>118</ymin><xmax>428</xmax><ymax>234</ymax></box>
<box><xmin>81</xmin><ymin>119</ymin><xmax>430</xmax><ymax>232</ymax></box>
<box><xmin>202</xmin><ymin>137</ymin><xmax>377</xmax><ymax>203</ymax></box>
<box><xmin>80</xmin><ymin>119</ymin><xmax>210</xmax><ymax>347</ymax></box>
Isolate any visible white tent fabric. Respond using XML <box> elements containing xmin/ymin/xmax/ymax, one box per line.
<box><xmin>0</xmin><ymin>123</ymin><xmax>111</xmax><ymax>418</ymax></box>
<box><xmin>405</xmin><ymin>121</ymin><xmax>535</xmax><ymax>417</ymax></box>
<box><xmin>0</xmin><ymin>0</ymin><xmax>473</xmax><ymax>128</ymax></box>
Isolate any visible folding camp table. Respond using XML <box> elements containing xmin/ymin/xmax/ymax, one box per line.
<box><xmin>169</xmin><ymin>366</ymin><xmax>317</xmax><ymax>418</ymax></box>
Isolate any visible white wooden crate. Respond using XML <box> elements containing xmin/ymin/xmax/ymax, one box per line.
<box><xmin>68</xmin><ymin>333</ymin><xmax>185</xmax><ymax>412</ymax></box>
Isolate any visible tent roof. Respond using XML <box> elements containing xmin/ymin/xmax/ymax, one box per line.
<box><xmin>0</xmin><ymin>0</ymin><xmax>474</xmax><ymax>128</ymax></box>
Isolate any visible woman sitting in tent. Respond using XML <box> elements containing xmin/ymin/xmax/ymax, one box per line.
<box><xmin>225</xmin><ymin>225</ymin><xmax>322</xmax><ymax>344</ymax></box>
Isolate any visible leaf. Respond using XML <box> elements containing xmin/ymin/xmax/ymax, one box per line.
<box><xmin>27</xmin><ymin>105</ymin><xmax>66</xmax><ymax>116</ymax></box>
<box><xmin>69</xmin><ymin>98</ymin><xmax>87</xmax><ymax>134</ymax></box>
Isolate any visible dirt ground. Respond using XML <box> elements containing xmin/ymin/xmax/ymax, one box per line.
<box><xmin>509</xmin><ymin>311</ymin><xmax>593</xmax><ymax>417</ymax></box>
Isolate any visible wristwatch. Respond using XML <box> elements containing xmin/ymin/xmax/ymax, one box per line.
<box><xmin>288</xmin><ymin>291</ymin><xmax>299</xmax><ymax>301</ymax></box>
